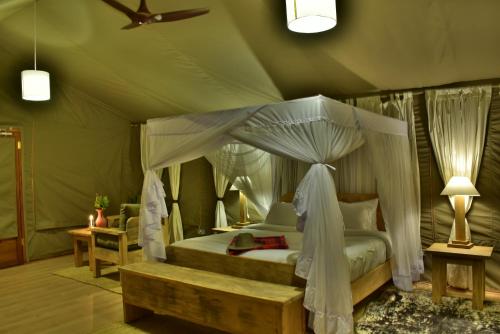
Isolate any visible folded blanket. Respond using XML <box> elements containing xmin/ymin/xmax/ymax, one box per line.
<box><xmin>227</xmin><ymin>235</ymin><xmax>289</xmax><ymax>256</ymax></box>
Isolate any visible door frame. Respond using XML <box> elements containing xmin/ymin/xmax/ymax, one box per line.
<box><xmin>0</xmin><ymin>128</ymin><xmax>26</xmax><ymax>265</ymax></box>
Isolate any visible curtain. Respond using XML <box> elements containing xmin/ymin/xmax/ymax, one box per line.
<box><xmin>271</xmin><ymin>156</ymin><xmax>310</xmax><ymax>203</ymax></box>
<box><xmin>364</xmin><ymin>130</ymin><xmax>424</xmax><ymax>290</ymax></box>
<box><xmin>231</xmin><ymin>98</ymin><xmax>365</xmax><ymax>334</ymax></box>
<box><xmin>206</xmin><ymin>143</ymin><xmax>273</xmax><ymax>221</ymax></box>
<box><xmin>332</xmin><ymin>144</ymin><xmax>376</xmax><ymax>194</ymax></box>
<box><xmin>426</xmin><ymin>86</ymin><xmax>492</xmax><ymax>289</ymax></box>
<box><xmin>331</xmin><ymin>99</ymin><xmax>376</xmax><ymax>194</ymax></box>
<box><xmin>140</xmin><ymin>125</ymin><xmax>164</xmax><ymax>179</ymax></box>
<box><xmin>212</xmin><ymin>166</ymin><xmax>229</xmax><ymax>228</ymax></box>
<box><xmin>139</xmin><ymin>106</ymin><xmax>259</xmax><ymax>260</ymax></box>
<box><xmin>168</xmin><ymin>164</ymin><xmax>183</xmax><ymax>242</ymax></box>
<box><xmin>357</xmin><ymin>93</ymin><xmax>420</xmax><ymax>210</ymax></box>
<box><xmin>139</xmin><ymin>125</ymin><xmax>168</xmax><ymax>260</ymax></box>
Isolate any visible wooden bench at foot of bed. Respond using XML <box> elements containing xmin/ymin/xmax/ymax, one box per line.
<box><xmin>120</xmin><ymin>262</ymin><xmax>305</xmax><ymax>334</ymax></box>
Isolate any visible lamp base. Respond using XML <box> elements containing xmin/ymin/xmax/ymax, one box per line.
<box><xmin>232</xmin><ymin>222</ymin><xmax>252</xmax><ymax>229</ymax></box>
<box><xmin>447</xmin><ymin>240</ymin><xmax>474</xmax><ymax>249</ymax></box>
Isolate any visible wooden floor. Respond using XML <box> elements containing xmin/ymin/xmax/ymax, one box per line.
<box><xmin>0</xmin><ymin>255</ymin><xmax>229</xmax><ymax>334</ymax></box>
<box><xmin>4</xmin><ymin>255</ymin><xmax>498</xmax><ymax>334</ymax></box>
<box><xmin>0</xmin><ymin>255</ymin><xmax>123</xmax><ymax>334</ymax></box>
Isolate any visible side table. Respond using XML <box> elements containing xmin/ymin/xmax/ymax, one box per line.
<box><xmin>68</xmin><ymin>228</ymin><xmax>94</xmax><ymax>271</ymax></box>
<box><xmin>425</xmin><ymin>242</ymin><xmax>493</xmax><ymax>309</ymax></box>
<box><xmin>211</xmin><ymin>226</ymin><xmax>239</xmax><ymax>234</ymax></box>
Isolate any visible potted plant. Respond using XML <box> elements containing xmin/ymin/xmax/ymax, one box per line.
<box><xmin>94</xmin><ymin>194</ymin><xmax>110</xmax><ymax>227</ymax></box>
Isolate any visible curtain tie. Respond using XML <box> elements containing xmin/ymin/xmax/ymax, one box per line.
<box><xmin>315</xmin><ymin>162</ymin><xmax>336</xmax><ymax>171</ymax></box>
<box><xmin>172</xmin><ymin>200</ymin><xmax>179</xmax><ymax>204</ymax></box>
<box><xmin>217</xmin><ymin>197</ymin><xmax>224</xmax><ymax>201</ymax></box>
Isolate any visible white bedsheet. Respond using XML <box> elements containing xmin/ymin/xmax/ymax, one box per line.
<box><xmin>171</xmin><ymin>225</ymin><xmax>391</xmax><ymax>282</ymax></box>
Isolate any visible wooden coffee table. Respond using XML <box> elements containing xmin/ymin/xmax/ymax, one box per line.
<box><xmin>68</xmin><ymin>228</ymin><xmax>94</xmax><ymax>271</ymax></box>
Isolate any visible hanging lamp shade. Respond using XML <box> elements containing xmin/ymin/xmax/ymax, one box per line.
<box><xmin>286</xmin><ymin>0</ymin><xmax>337</xmax><ymax>33</ymax></box>
<box><xmin>21</xmin><ymin>70</ymin><xmax>50</xmax><ymax>101</ymax></box>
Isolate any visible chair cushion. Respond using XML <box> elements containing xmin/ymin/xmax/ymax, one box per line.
<box><xmin>119</xmin><ymin>204</ymin><xmax>141</xmax><ymax>230</ymax></box>
<box><xmin>95</xmin><ymin>234</ymin><xmax>141</xmax><ymax>251</ymax></box>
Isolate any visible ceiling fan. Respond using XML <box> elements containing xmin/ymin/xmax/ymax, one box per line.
<box><xmin>102</xmin><ymin>0</ymin><xmax>209</xmax><ymax>30</ymax></box>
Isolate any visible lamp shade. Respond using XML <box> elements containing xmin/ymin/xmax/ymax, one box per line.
<box><xmin>441</xmin><ymin>176</ymin><xmax>480</xmax><ymax>196</ymax></box>
<box><xmin>286</xmin><ymin>0</ymin><xmax>337</xmax><ymax>33</ymax></box>
<box><xmin>21</xmin><ymin>70</ymin><xmax>51</xmax><ymax>101</ymax></box>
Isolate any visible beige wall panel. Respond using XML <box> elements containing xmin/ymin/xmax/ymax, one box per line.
<box><xmin>0</xmin><ymin>137</ymin><xmax>18</xmax><ymax>239</ymax></box>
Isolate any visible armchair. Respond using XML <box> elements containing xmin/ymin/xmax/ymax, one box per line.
<box><xmin>91</xmin><ymin>204</ymin><xmax>142</xmax><ymax>277</ymax></box>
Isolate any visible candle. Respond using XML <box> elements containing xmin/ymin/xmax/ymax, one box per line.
<box><xmin>89</xmin><ymin>214</ymin><xmax>94</xmax><ymax>228</ymax></box>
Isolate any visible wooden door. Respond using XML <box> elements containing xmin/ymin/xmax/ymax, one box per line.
<box><xmin>0</xmin><ymin>129</ymin><xmax>25</xmax><ymax>268</ymax></box>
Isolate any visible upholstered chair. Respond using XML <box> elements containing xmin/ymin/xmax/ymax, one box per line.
<box><xmin>91</xmin><ymin>204</ymin><xmax>142</xmax><ymax>277</ymax></box>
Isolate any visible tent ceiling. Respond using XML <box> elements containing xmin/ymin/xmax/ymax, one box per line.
<box><xmin>1</xmin><ymin>0</ymin><xmax>500</xmax><ymax>121</ymax></box>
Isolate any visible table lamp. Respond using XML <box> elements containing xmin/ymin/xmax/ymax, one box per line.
<box><xmin>230</xmin><ymin>184</ymin><xmax>250</xmax><ymax>229</ymax></box>
<box><xmin>441</xmin><ymin>176</ymin><xmax>479</xmax><ymax>249</ymax></box>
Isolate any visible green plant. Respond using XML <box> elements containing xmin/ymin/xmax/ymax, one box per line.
<box><xmin>94</xmin><ymin>194</ymin><xmax>110</xmax><ymax>210</ymax></box>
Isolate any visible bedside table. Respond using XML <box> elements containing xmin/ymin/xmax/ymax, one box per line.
<box><xmin>425</xmin><ymin>242</ymin><xmax>493</xmax><ymax>309</ymax></box>
<box><xmin>211</xmin><ymin>226</ymin><xmax>238</xmax><ymax>234</ymax></box>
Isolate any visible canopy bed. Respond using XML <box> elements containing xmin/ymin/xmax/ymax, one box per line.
<box><xmin>165</xmin><ymin>193</ymin><xmax>393</xmax><ymax>302</ymax></box>
<box><xmin>138</xmin><ymin>95</ymin><xmax>423</xmax><ymax>334</ymax></box>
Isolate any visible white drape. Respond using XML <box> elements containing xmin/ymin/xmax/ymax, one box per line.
<box><xmin>168</xmin><ymin>164</ymin><xmax>183</xmax><ymax>242</ymax></box>
<box><xmin>231</xmin><ymin>98</ymin><xmax>365</xmax><ymax>334</ymax></box>
<box><xmin>332</xmin><ymin>144</ymin><xmax>376</xmax><ymax>194</ymax></box>
<box><xmin>354</xmin><ymin>94</ymin><xmax>423</xmax><ymax>290</ymax></box>
<box><xmin>206</xmin><ymin>143</ymin><xmax>273</xmax><ymax>221</ymax></box>
<box><xmin>139</xmin><ymin>107</ymin><xmax>259</xmax><ymax>259</ymax></box>
<box><xmin>364</xmin><ymin>130</ymin><xmax>424</xmax><ymax>290</ymax></box>
<box><xmin>426</xmin><ymin>86</ymin><xmax>492</xmax><ymax>289</ymax></box>
<box><xmin>140</xmin><ymin>125</ymin><xmax>164</xmax><ymax>179</ymax></box>
<box><xmin>271</xmin><ymin>156</ymin><xmax>310</xmax><ymax>203</ymax></box>
<box><xmin>212</xmin><ymin>166</ymin><xmax>229</xmax><ymax>228</ymax></box>
<box><xmin>139</xmin><ymin>125</ymin><xmax>168</xmax><ymax>260</ymax></box>
<box><xmin>357</xmin><ymin>93</ymin><xmax>420</xmax><ymax>211</ymax></box>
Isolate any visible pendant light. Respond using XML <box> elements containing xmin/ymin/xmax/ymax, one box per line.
<box><xmin>286</xmin><ymin>0</ymin><xmax>337</xmax><ymax>34</ymax></box>
<box><xmin>21</xmin><ymin>0</ymin><xmax>50</xmax><ymax>101</ymax></box>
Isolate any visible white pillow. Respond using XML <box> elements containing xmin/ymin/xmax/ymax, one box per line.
<box><xmin>265</xmin><ymin>202</ymin><xmax>298</xmax><ymax>227</ymax></box>
<box><xmin>339</xmin><ymin>199</ymin><xmax>378</xmax><ymax>231</ymax></box>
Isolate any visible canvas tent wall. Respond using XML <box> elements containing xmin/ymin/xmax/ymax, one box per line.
<box><xmin>139</xmin><ymin>95</ymin><xmax>423</xmax><ymax>333</ymax></box>
<box><xmin>0</xmin><ymin>85</ymin><xmax>142</xmax><ymax>260</ymax></box>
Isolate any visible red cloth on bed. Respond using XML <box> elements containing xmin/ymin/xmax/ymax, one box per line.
<box><xmin>227</xmin><ymin>235</ymin><xmax>289</xmax><ymax>256</ymax></box>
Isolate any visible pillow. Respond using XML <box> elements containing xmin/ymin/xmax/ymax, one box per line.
<box><xmin>119</xmin><ymin>204</ymin><xmax>141</xmax><ymax>231</ymax></box>
<box><xmin>339</xmin><ymin>199</ymin><xmax>378</xmax><ymax>231</ymax></box>
<box><xmin>265</xmin><ymin>202</ymin><xmax>298</xmax><ymax>227</ymax></box>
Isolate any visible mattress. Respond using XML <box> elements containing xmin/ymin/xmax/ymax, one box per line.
<box><xmin>171</xmin><ymin>224</ymin><xmax>392</xmax><ymax>282</ymax></box>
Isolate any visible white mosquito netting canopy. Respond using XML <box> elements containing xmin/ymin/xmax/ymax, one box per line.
<box><xmin>139</xmin><ymin>95</ymin><xmax>423</xmax><ymax>334</ymax></box>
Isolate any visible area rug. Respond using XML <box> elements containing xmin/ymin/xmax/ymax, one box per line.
<box><xmin>53</xmin><ymin>265</ymin><xmax>122</xmax><ymax>294</ymax></box>
<box><xmin>355</xmin><ymin>287</ymin><xmax>500</xmax><ymax>333</ymax></box>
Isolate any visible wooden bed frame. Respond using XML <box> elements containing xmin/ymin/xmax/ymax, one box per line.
<box><xmin>165</xmin><ymin>192</ymin><xmax>392</xmax><ymax>305</ymax></box>
<box><xmin>120</xmin><ymin>192</ymin><xmax>392</xmax><ymax>332</ymax></box>
<box><xmin>165</xmin><ymin>246</ymin><xmax>392</xmax><ymax>305</ymax></box>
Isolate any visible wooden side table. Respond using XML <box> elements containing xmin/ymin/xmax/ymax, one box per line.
<box><xmin>68</xmin><ymin>228</ymin><xmax>94</xmax><ymax>271</ymax></box>
<box><xmin>211</xmin><ymin>226</ymin><xmax>238</xmax><ymax>234</ymax></box>
<box><xmin>425</xmin><ymin>243</ymin><xmax>493</xmax><ymax>309</ymax></box>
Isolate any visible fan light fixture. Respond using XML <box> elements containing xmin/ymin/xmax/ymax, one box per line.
<box><xmin>21</xmin><ymin>0</ymin><xmax>50</xmax><ymax>101</ymax></box>
<box><xmin>286</xmin><ymin>0</ymin><xmax>337</xmax><ymax>33</ymax></box>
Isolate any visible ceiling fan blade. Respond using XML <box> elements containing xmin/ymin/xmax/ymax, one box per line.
<box><xmin>137</xmin><ymin>0</ymin><xmax>150</xmax><ymax>14</ymax></box>
<box><xmin>155</xmin><ymin>8</ymin><xmax>210</xmax><ymax>23</ymax></box>
<box><xmin>101</xmin><ymin>0</ymin><xmax>139</xmax><ymax>21</ymax></box>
